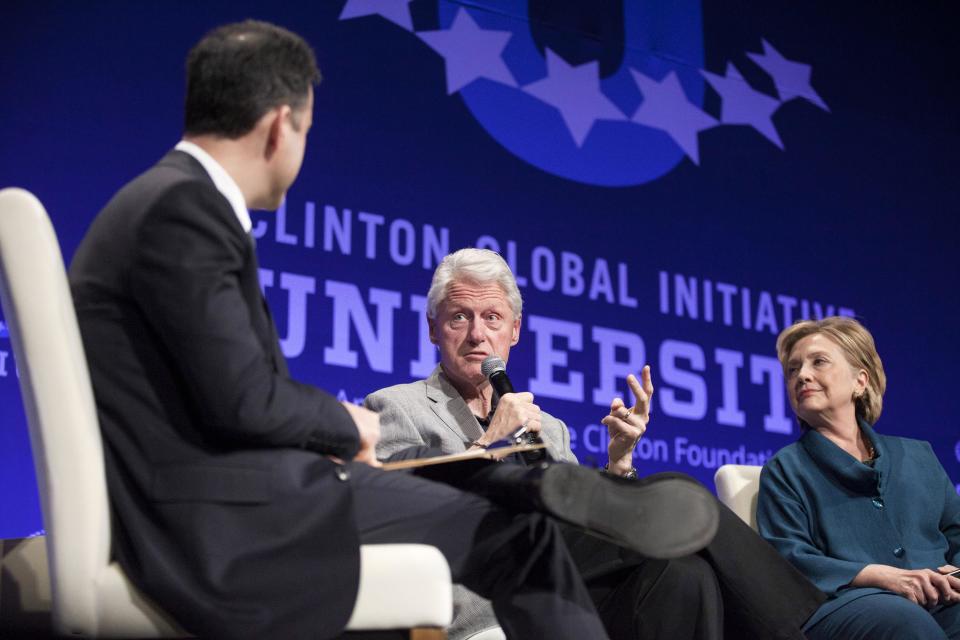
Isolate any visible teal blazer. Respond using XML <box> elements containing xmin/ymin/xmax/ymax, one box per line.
<box><xmin>757</xmin><ymin>421</ymin><xmax>960</xmax><ymax>628</ymax></box>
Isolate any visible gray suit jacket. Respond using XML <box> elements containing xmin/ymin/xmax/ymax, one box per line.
<box><xmin>368</xmin><ymin>366</ymin><xmax>577</xmax><ymax>464</ymax></box>
<box><xmin>365</xmin><ymin>365</ymin><xmax>578</xmax><ymax>639</ymax></box>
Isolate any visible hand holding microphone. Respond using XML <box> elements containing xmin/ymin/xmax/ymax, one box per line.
<box><xmin>481</xmin><ymin>355</ymin><xmax>549</xmax><ymax>464</ymax></box>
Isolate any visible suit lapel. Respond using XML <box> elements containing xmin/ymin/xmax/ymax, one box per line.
<box><xmin>425</xmin><ymin>367</ymin><xmax>485</xmax><ymax>443</ymax></box>
<box><xmin>242</xmin><ymin>240</ymin><xmax>287</xmax><ymax>375</ymax></box>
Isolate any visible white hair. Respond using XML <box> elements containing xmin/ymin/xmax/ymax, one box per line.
<box><xmin>426</xmin><ymin>248</ymin><xmax>523</xmax><ymax>319</ymax></box>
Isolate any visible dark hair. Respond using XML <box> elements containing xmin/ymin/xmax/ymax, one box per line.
<box><xmin>184</xmin><ymin>20</ymin><xmax>320</xmax><ymax>138</ymax></box>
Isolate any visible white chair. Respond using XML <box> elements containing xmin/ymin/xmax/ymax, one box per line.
<box><xmin>0</xmin><ymin>187</ymin><xmax>452</xmax><ymax>638</ymax></box>
<box><xmin>713</xmin><ymin>464</ymin><xmax>763</xmax><ymax>531</ymax></box>
<box><xmin>464</xmin><ymin>627</ymin><xmax>506</xmax><ymax>640</ymax></box>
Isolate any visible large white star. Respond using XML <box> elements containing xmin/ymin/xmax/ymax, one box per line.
<box><xmin>339</xmin><ymin>0</ymin><xmax>413</xmax><ymax>31</ymax></box>
<box><xmin>748</xmin><ymin>39</ymin><xmax>829</xmax><ymax>111</ymax></box>
<box><xmin>701</xmin><ymin>63</ymin><xmax>784</xmax><ymax>149</ymax></box>
<box><xmin>523</xmin><ymin>49</ymin><xmax>625</xmax><ymax>147</ymax></box>
<box><xmin>630</xmin><ymin>70</ymin><xmax>717</xmax><ymax>165</ymax></box>
<box><xmin>417</xmin><ymin>8</ymin><xmax>516</xmax><ymax>95</ymax></box>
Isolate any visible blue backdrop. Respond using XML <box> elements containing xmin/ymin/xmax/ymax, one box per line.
<box><xmin>1</xmin><ymin>0</ymin><xmax>958</xmax><ymax>539</ymax></box>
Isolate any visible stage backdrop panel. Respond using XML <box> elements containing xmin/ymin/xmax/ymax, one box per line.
<box><xmin>1</xmin><ymin>0</ymin><xmax>958</xmax><ymax>538</ymax></box>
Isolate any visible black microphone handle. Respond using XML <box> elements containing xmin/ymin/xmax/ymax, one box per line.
<box><xmin>487</xmin><ymin>369</ymin><xmax>548</xmax><ymax>464</ymax></box>
<box><xmin>488</xmin><ymin>369</ymin><xmax>514</xmax><ymax>397</ymax></box>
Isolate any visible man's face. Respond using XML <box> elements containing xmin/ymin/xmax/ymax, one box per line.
<box><xmin>429</xmin><ymin>279</ymin><xmax>520</xmax><ymax>392</ymax></box>
<box><xmin>265</xmin><ymin>87</ymin><xmax>313</xmax><ymax>209</ymax></box>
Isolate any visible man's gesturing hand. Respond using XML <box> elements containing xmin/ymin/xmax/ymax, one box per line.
<box><xmin>601</xmin><ymin>365</ymin><xmax>654</xmax><ymax>476</ymax></box>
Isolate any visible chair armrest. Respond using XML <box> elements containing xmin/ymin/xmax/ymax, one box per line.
<box><xmin>346</xmin><ymin>544</ymin><xmax>452</xmax><ymax>630</ymax></box>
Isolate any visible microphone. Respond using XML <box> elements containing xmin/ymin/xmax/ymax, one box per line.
<box><xmin>481</xmin><ymin>354</ymin><xmax>515</xmax><ymax>397</ymax></box>
<box><xmin>481</xmin><ymin>355</ymin><xmax>548</xmax><ymax>465</ymax></box>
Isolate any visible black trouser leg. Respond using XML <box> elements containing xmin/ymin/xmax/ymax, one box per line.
<box><xmin>590</xmin><ymin>556</ymin><xmax>722</xmax><ymax>640</ymax></box>
<box><xmin>404</xmin><ymin>450</ymin><xmax>540</xmax><ymax>513</ymax></box>
<box><xmin>348</xmin><ymin>462</ymin><xmax>609</xmax><ymax>640</ymax></box>
<box><xmin>562</xmin><ymin>526</ymin><xmax>722</xmax><ymax>640</ymax></box>
<box><xmin>697</xmin><ymin>499</ymin><xmax>825</xmax><ymax>639</ymax></box>
<box><xmin>568</xmin><ymin>471</ymin><xmax>822</xmax><ymax>639</ymax></box>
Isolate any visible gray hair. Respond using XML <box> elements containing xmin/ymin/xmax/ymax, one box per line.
<box><xmin>426</xmin><ymin>248</ymin><xmax>523</xmax><ymax>319</ymax></box>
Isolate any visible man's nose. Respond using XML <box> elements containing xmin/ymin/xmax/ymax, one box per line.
<box><xmin>467</xmin><ymin>321</ymin><xmax>486</xmax><ymax>344</ymax></box>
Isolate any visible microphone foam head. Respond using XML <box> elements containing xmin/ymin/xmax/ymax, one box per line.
<box><xmin>481</xmin><ymin>355</ymin><xmax>506</xmax><ymax>379</ymax></box>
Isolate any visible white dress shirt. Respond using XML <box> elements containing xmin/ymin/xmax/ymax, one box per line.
<box><xmin>174</xmin><ymin>140</ymin><xmax>252</xmax><ymax>233</ymax></box>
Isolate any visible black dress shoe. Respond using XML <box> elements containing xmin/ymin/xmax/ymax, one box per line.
<box><xmin>534</xmin><ymin>464</ymin><xmax>719</xmax><ymax>559</ymax></box>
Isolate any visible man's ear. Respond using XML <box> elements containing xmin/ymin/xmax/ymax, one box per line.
<box><xmin>511</xmin><ymin>315</ymin><xmax>521</xmax><ymax>346</ymax></box>
<box><xmin>427</xmin><ymin>314</ymin><xmax>437</xmax><ymax>344</ymax></box>
<box><xmin>263</xmin><ymin>105</ymin><xmax>290</xmax><ymax>160</ymax></box>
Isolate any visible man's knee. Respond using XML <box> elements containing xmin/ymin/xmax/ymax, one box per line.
<box><xmin>657</xmin><ymin>555</ymin><xmax>721</xmax><ymax>601</ymax></box>
<box><xmin>615</xmin><ymin>556</ymin><xmax>723</xmax><ymax>640</ymax></box>
<box><xmin>641</xmin><ymin>470</ymin><xmax>706</xmax><ymax>489</ymax></box>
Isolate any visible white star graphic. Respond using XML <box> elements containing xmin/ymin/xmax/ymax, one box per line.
<box><xmin>748</xmin><ymin>39</ymin><xmax>829</xmax><ymax>111</ymax></box>
<box><xmin>701</xmin><ymin>63</ymin><xmax>784</xmax><ymax>149</ymax></box>
<box><xmin>630</xmin><ymin>70</ymin><xmax>717</xmax><ymax>165</ymax></box>
<box><xmin>417</xmin><ymin>8</ymin><xmax>516</xmax><ymax>95</ymax></box>
<box><xmin>339</xmin><ymin>0</ymin><xmax>413</xmax><ymax>32</ymax></box>
<box><xmin>523</xmin><ymin>49</ymin><xmax>625</xmax><ymax>147</ymax></box>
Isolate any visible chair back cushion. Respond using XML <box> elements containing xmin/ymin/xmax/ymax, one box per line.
<box><xmin>0</xmin><ymin>188</ymin><xmax>111</xmax><ymax>633</ymax></box>
<box><xmin>714</xmin><ymin>464</ymin><xmax>762</xmax><ymax>531</ymax></box>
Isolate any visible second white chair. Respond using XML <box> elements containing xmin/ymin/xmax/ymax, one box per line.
<box><xmin>714</xmin><ymin>464</ymin><xmax>763</xmax><ymax>531</ymax></box>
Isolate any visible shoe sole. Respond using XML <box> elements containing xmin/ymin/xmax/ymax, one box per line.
<box><xmin>539</xmin><ymin>465</ymin><xmax>719</xmax><ymax>559</ymax></box>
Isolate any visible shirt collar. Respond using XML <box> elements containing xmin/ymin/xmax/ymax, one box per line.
<box><xmin>800</xmin><ymin>420</ymin><xmax>887</xmax><ymax>494</ymax></box>
<box><xmin>174</xmin><ymin>140</ymin><xmax>252</xmax><ymax>233</ymax></box>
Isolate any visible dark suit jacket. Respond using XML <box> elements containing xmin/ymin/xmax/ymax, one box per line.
<box><xmin>70</xmin><ymin>150</ymin><xmax>362</xmax><ymax>639</ymax></box>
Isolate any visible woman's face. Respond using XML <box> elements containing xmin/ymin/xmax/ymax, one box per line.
<box><xmin>784</xmin><ymin>333</ymin><xmax>867</xmax><ymax>428</ymax></box>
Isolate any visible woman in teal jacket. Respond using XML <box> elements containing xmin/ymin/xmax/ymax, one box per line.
<box><xmin>757</xmin><ymin>316</ymin><xmax>960</xmax><ymax>639</ymax></box>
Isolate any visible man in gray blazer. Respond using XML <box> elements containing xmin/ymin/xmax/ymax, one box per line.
<box><xmin>368</xmin><ymin>248</ymin><xmax>826</xmax><ymax>640</ymax></box>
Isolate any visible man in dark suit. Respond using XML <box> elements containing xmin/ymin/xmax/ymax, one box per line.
<box><xmin>67</xmin><ymin>20</ymin><xmax>607</xmax><ymax>639</ymax></box>
<box><xmin>68</xmin><ymin>20</ymin><xmax>718</xmax><ymax>639</ymax></box>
